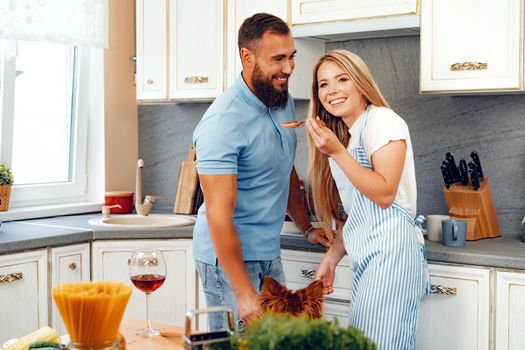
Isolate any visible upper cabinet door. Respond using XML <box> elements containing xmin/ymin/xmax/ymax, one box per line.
<box><xmin>420</xmin><ymin>0</ymin><xmax>521</xmax><ymax>93</ymax></box>
<box><xmin>291</xmin><ymin>0</ymin><xmax>418</xmax><ymax>25</ymax></box>
<box><xmin>225</xmin><ymin>0</ymin><xmax>288</xmax><ymax>88</ymax></box>
<box><xmin>136</xmin><ymin>0</ymin><xmax>168</xmax><ymax>100</ymax></box>
<box><xmin>169</xmin><ymin>0</ymin><xmax>224</xmax><ymax>100</ymax></box>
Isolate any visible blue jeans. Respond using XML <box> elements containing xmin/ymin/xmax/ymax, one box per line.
<box><xmin>195</xmin><ymin>257</ymin><xmax>285</xmax><ymax>330</ymax></box>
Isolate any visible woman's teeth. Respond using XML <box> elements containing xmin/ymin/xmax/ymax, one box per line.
<box><xmin>330</xmin><ymin>98</ymin><xmax>346</xmax><ymax>105</ymax></box>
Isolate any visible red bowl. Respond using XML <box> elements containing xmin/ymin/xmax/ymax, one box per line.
<box><xmin>105</xmin><ymin>192</ymin><xmax>134</xmax><ymax>214</ymax></box>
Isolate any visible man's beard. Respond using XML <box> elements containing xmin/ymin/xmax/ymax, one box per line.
<box><xmin>252</xmin><ymin>64</ymin><xmax>289</xmax><ymax>110</ymax></box>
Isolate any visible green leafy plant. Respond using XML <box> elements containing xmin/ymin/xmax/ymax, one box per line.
<box><xmin>210</xmin><ymin>314</ymin><xmax>375</xmax><ymax>350</ymax></box>
<box><xmin>0</xmin><ymin>162</ymin><xmax>14</xmax><ymax>185</ymax></box>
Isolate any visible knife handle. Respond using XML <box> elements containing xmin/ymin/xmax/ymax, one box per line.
<box><xmin>440</xmin><ymin>165</ymin><xmax>451</xmax><ymax>189</ymax></box>
<box><xmin>445</xmin><ymin>153</ymin><xmax>461</xmax><ymax>182</ymax></box>
<box><xmin>468</xmin><ymin>167</ymin><xmax>480</xmax><ymax>191</ymax></box>
<box><xmin>470</xmin><ymin>151</ymin><xmax>484</xmax><ymax>179</ymax></box>
<box><xmin>458</xmin><ymin>159</ymin><xmax>468</xmax><ymax>185</ymax></box>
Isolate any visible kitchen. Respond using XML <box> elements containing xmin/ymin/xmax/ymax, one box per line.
<box><xmin>0</xmin><ymin>0</ymin><xmax>525</xmax><ymax>349</ymax></box>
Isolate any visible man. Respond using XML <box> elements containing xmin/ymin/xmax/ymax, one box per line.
<box><xmin>192</xmin><ymin>13</ymin><xmax>330</xmax><ymax>329</ymax></box>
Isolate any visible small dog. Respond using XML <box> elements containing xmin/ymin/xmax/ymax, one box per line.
<box><xmin>258</xmin><ymin>277</ymin><xmax>324</xmax><ymax>319</ymax></box>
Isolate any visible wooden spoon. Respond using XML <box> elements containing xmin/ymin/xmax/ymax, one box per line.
<box><xmin>280</xmin><ymin>119</ymin><xmax>326</xmax><ymax>128</ymax></box>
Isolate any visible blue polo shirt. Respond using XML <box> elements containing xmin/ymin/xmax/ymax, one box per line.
<box><xmin>192</xmin><ymin>75</ymin><xmax>297</xmax><ymax>264</ymax></box>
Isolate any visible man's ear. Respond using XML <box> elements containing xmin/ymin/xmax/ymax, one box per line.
<box><xmin>240</xmin><ymin>47</ymin><xmax>254</xmax><ymax>67</ymax></box>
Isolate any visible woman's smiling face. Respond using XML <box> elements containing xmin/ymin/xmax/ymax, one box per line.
<box><xmin>317</xmin><ymin>60</ymin><xmax>366</xmax><ymax>125</ymax></box>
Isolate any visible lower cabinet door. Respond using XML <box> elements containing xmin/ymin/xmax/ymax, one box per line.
<box><xmin>50</xmin><ymin>243</ymin><xmax>90</xmax><ymax>335</ymax></box>
<box><xmin>0</xmin><ymin>250</ymin><xmax>48</xmax><ymax>344</ymax></box>
<box><xmin>416</xmin><ymin>263</ymin><xmax>491</xmax><ymax>350</ymax></box>
<box><xmin>323</xmin><ymin>298</ymin><xmax>350</xmax><ymax>328</ymax></box>
<box><xmin>92</xmin><ymin>240</ymin><xmax>196</xmax><ymax>327</ymax></box>
<box><xmin>495</xmin><ymin>270</ymin><xmax>525</xmax><ymax>350</ymax></box>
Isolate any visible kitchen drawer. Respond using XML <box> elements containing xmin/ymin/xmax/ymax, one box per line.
<box><xmin>281</xmin><ymin>249</ymin><xmax>353</xmax><ymax>302</ymax></box>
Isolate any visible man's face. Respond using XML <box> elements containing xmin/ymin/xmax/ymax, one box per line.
<box><xmin>250</xmin><ymin>31</ymin><xmax>296</xmax><ymax>109</ymax></box>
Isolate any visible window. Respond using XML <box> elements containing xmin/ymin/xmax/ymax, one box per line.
<box><xmin>0</xmin><ymin>39</ymin><xmax>101</xmax><ymax>209</ymax></box>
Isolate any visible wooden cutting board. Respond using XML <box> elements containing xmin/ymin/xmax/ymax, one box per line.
<box><xmin>173</xmin><ymin>145</ymin><xmax>198</xmax><ymax>214</ymax></box>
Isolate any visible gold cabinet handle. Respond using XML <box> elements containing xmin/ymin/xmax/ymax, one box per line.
<box><xmin>450</xmin><ymin>62</ymin><xmax>488</xmax><ymax>71</ymax></box>
<box><xmin>431</xmin><ymin>284</ymin><xmax>457</xmax><ymax>295</ymax></box>
<box><xmin>146</xmin><ymin>79</ymin><xmax>154</xmax><ymax>85</ymax></box>
<box><xmin>300</xmin><ymin>269</ymin><xmax>316</xmax><ymax>279</ymax></box>
<box><xmin>68</xmin><ymin>262</ymin><xmax>77</xmax><ymax>270</ymax></box>
<box><xmin>184</xmin><ymin>76</ymin><xmax>209</xmax><ymax>84</ymax></box>
<box><xmin>0</xmin><ymin>272</ymin><xmax>23</xmax><ymax>283</ymax></box>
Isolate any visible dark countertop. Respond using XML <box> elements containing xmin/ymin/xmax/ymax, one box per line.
<box><xmin>1</xmin><ymin>213</ymin><xmax>525</xmax><ymax>270</ymax></box>
<box><xmin>280</xmin><ymin>233</ymin><xmax>525</xmax><ymax>271</ymax></box>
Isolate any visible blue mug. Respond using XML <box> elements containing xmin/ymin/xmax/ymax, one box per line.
<box><xmin>442</xmin><ymin>219</ymin><xmax>467</xmax><ymax>247</ymax></box>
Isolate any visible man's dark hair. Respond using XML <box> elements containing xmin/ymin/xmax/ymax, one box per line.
<box><xmin>238</xmin><ymin>13</ymin><xmax>290</xmax><ymax>53</ymax></box>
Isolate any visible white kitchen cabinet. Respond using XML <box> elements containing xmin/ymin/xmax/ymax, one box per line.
<box><xmin>281</xmin><ymin>249</ymin><xmax>353</xmax><ymax>303</ymax></box>
<box><xmin>495</xmin><ymin>269</ymin><xmax>525</xmax><ymax>350</ymax></box>
<box><xmin>290</xmin><ymin>0</ymin><xmax>420</xmax><ymax>40</ymax></box>
<box><xmin>225</xmin><ymin>0</ymin><xmax>323</xmax><ymax>100</ymax></box>
<box><xmin>0</xmin><ymin>250</ymin><xmax>48</xmax><ymax>344</ymax></box>
<box><xmin>291</xmin><ymin>0</ymin><xmax>419</xmax><ymax>25</ymax></box>
<box><xmin>225</xmin><ymin>0</ymin><xmax>288</xmax><ymax>88</ymax></box>
<box><xmin>282</xmin><ymin>249</ymin><xmax>354</xmax><ymax>327</ymax></box>
<box><xmin>324</xmin><ymin>298</ymin><xmax>350</xmax><ymax>328</ymax></box>
<box><xmin>135</xmin><ymin>0</ymin><xmax>168</xmax><ymax>100</ymax></box>
<box><xmin>420</xmin><ymin>0</ymin><xmax>522</xmax><ymax>93</ymax></box>
<box><xmin>92</xmin><ymin>240</ymin><xmax>196</xmax><ymax>328</ymax></box>
<box><xmin>168</xmin><ymin>0</ymin><xmax>224</xmax><ymax>100</ymax></box>
<box><xmin>50</xmin><ymin>243</ymin><xmax>90</xmax><ymax>336</ymax></box>
<box><xmin>416</xmin><ymin>263</ymin><xmax>492</xmax><ymax>350</ymax></box>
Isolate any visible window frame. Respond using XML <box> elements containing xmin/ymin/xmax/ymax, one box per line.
<box><xmin>0</xmin><ymin>40</ymin><xmax>101</xmax><ymax>210</ymax></box>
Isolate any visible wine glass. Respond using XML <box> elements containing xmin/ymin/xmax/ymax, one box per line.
<box><xmin>129</xmin><ymin>248</ymin><xmax>167</xmax><ymax>337</ymax></box>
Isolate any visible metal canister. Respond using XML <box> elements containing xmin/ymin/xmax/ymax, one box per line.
<box><xmin>183</xmin><ymin>307</ymin><xmax>235</xmax><ymax>350</ymax></box>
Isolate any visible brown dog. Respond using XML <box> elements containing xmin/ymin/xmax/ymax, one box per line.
<box><xmin>258</xmin><ymin>277</ymin><xmax>324</xmax><ymax>319</ymax></box>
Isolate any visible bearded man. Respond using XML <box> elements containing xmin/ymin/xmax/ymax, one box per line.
<box><xmin>192</xmin><ymin>13</ymin><xmax>330</xmax><ymax>330</ymax></box>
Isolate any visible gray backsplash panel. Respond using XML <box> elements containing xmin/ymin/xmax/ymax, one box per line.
<box><xmin>139</xmin><ymin>36</ymin><xmax>525</xmax><ymax>236</ymax></box>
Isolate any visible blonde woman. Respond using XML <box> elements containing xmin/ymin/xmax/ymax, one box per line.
<box><xmin>305</xmin><ymin>50</ymin><xmax>431</xmax><ymax>349</ymax></box>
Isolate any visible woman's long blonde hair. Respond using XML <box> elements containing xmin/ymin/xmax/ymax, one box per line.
<box><xmin>307</xmin><ymin>50</ymin><xmax>390</xmax><ymax>235</ymax></box>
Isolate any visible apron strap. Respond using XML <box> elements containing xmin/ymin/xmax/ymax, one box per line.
<box><xmin>414</xmin><ymin>214</ymin><xmax>425</xmax><ymax>227</ymax></box>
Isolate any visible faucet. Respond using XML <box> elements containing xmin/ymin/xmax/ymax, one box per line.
<box><xmin>135</xmin><ymin>159</ymin><xmax>160</xmax><ymax>216</ymax></box>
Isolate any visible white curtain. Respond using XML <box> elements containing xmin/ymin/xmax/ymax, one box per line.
<box><xmin>0</xmin><ymin>0</ymin><xmax>109</xmax><ymax>48</ymax></box>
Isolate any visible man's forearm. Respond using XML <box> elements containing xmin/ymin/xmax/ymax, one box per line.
<box><xmin>286</xmin><ymin>168</ymin><xmax>311</xmax><ymax>233</ymax></box>
<box><xmin>207</xmin><ymin>216</ymin><xmax>255</xmax><ymax>296</ymax></box>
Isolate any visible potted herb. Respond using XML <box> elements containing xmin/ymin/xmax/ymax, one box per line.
<box><xmin>0</xmin><ymin>162</ymin><xmax>14</xmax><ymax>211</ymax></box>
<box><xmin>211</xmin><ymin>314</ymin><xmax>376</xmax><ymax>350</ymax></box>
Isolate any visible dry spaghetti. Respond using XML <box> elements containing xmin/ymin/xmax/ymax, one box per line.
<box><xmin>53</xmin><ymin>281</ymin><xmax>132</xmax><ymax>347</ymax></box>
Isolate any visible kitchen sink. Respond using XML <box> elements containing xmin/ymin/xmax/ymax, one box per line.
<box><xmin>88</xmin><ymin>214</ymin><xmax>196</xmax><ymax>228</ymax></box>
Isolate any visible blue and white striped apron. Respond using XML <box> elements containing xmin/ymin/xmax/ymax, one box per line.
<box><xmin>329</xmin><ymin>105</ymin><xmax>431</xmax><ymax>350</ymax></box>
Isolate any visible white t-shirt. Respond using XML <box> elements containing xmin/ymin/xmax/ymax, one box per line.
<box><xmin>347</xmin><ymin>105</ymin><xmax>417</xmax><ymax>218</ymax></box>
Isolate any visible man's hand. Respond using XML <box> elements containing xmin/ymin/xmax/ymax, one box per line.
<box><xmin>306</xmin><ymin>227</ymin><xmax>332</xmax><ymax>248</ymax></box>
<box><xmin>237</xmin><ymin>288</ymin><xmax>262</xmax><ymax>324</ymax></box>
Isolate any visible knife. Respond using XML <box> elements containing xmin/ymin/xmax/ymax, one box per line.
<box><xmin>442</xmin><ymin>160</ymin><xmax>456</xmax><ymax>184</ymax></box>
<box><xmin>440</xmin><ymin>165</ymin><xmax>451</xmax><ymax>189</ymax></box>
<box><xmin>470</xmin><ymin>151</ymin><xmax>484</xmax><ymax>180</ymax></box>
<box><xmin>446</xmin><ymin>152</ymin><xmax>461</xmax><ymax>183</ymax></box>
<box><xmin>468</xmin><ymin>162</ymin><xmax>480</xmax><ymax>190</ymax></box>
<box><xmin>458</xmin><ymin>159</ymin><xmax>469</xmax><ymax>186</ymax></box>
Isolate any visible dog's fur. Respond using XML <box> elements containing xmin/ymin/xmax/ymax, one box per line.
<box><xmin>258</xmin><ymin>277</ymin><xmax>324</xmax><ymax>319</ymax></box>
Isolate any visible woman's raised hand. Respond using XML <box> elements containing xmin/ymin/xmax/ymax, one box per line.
<box><xmin>305</xmin><ymin>117</ymin><xmax>346</xmax><ymax>157</ymax></box>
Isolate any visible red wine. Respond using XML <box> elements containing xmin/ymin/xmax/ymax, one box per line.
<box><xmin>131</xmin><ymin>274</ymin><xmax>166</xmax><ymax>293</ymax></box>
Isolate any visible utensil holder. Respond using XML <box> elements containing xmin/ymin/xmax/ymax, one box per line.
<box><xmin>443</xmin><ymin>178</ymin><xmax>500</xmax><ymax>240</ymax></box>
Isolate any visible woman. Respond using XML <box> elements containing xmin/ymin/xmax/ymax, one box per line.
<box><xmin>305</xmin><ymin>50</ymin><xmax>431</xmax><ymax>349</ymax></box>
